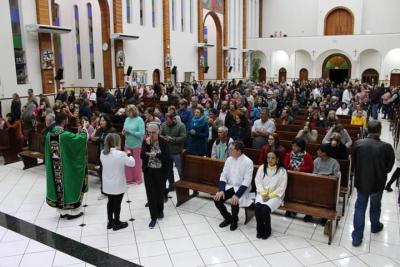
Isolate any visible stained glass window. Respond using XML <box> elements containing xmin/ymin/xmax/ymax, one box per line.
<box><xmin>74</xmin><ymin>5</ymin><xmax>82</xmax><ymax>79</ymax></box>
<box><xmin>126</xmin><ymin>0</ymin><xmax>131</xmax><ymax>24</ymax></box>
<box><xmin>152</xmin><ymin>0</ymin><xmax>156</xmax><ymax>27</ymax></box>
<box><xmin>87</xmin><ymin>3</ymin><xmax>95</xmax><ymax>79</ymax></box>
<box><xmin>140</xmin><ymin>0</ymin><xmax>145</xmax><ymax>25</ymax></box>
<box><xmin>54</xmin><ymin>4</ymin><xmax>63</xmax><ymax>68</ymax></box>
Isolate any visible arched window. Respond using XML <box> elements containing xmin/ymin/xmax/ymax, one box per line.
<box><xmin>87</xmin><ymin>3</ymin><xmax>95</xmax><ymax>79</ymax></box>
<box><xmin>181</xmin><ymin>0</ymin><xmax>185</xmax><ymax>31</ymax></box>
<box><xmin>126</xmin><ymin>0</ymin><xmax>132</xmax><ymax>24</ymax></box>
<box><xmin>172</xmin><ymin>0</ymin><xmax>176</xmax><ymax>30</ymax></box>
<box><xmin>53</xmin><ymin>3</ymin><xmax>63</xmax><ymax>68</ymax></box>
<box><xmin>9</xmin><ymin>0</ymin><xmax>28</xmax><ymax>84</ymax></box>
<box><xmin>151</xmin><ymin>0</ymin><xmax>156</xmax><ymax>27</ymax></box>
<box><xmin>74</xmin><ymin>5</ymin><xmax>82</xmax><ymax>79</ymax></box>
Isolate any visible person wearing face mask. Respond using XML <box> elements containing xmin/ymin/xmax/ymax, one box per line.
<box><xmin>187</xmin><ymin>107</ymin><xmax>209</xmax><ymax>156</ymax></box>
<box><xmin>255</xmin><ymin>151</ymin><xmax>287</xmax><ymax>239</ymax></box>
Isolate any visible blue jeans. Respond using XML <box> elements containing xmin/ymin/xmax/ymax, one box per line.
<box><xmin>371</xmin><ymin>103</ymin><xmax>379</xmax><ymax>120</ymax></box>
<box><xmin>352</xmin><ymin>191</ymin><xmax>383</xmax><ymax>242</ymax></box>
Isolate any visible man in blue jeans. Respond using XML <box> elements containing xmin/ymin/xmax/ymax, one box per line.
<box><xmin>351</xmin><ymin>120</ymin><xmax>395</xmax><ymax>246</ymax></box>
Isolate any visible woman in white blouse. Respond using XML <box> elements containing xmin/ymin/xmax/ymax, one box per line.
<box><xmin>255</xmin><ymin>151</ymin><xmax>288</xmax><ymax>239</ymax></box>
<box><xmin>100</xmin><ymin>133</ymin><xmax>135</xmax><ymax>231</ymax></box>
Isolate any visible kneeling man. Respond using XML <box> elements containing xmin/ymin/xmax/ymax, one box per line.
<box><xmin>214</xmin><ymin>141</ymin><xmax>254</xmax><ymax>231</ymax></box>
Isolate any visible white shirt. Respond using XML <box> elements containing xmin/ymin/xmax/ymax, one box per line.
<box><xmin>160</xmin><ymin>95</ymin><xmax>168</xmax><ymax>102</ymax></box>
<box><xmin>336</xmin><ymin>107</ymin><xmax>349</xmax><ymax>116</ymax></box>
<box><xmin>255</xmin><ymin>165</ymin><xmax>288</xmax><ymax>202</ymax></box>
<box><xmin>211</xmin><ymin>138</ymin><xmax>234</xmax><ymax>160</ymax></box>
<box><xmin>252</xmin><ymin>119</ymin><xmax>276</xmax><ymax>134</ymax></box>
<box><xmin>220</xmin><ymin>154</ymin><xmax>253</xmax><ymax>193</ymax></box>
<box><xmin>100</xmin><ymin>148</ymin><xmax>135</xmax><ymax>195</ymax></box>
<box><xmin>342</xmin><ymin>89</ymin><xmax>351</xmax><ymax>104</ymax></box>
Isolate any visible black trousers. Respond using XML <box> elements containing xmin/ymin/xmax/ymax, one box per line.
<box><xmin>214</xmin><ymin>188</ymin><xmax>239</xmax><ymax>222</ymax></box>
<box><xmin>144</xmin><ymin>168</ymin><xmax>165</xmax><ymax>220</ymax></box>
<box><xmin>107</xmin><ymin>193</ymin><xmax>124</xmax><ymax>223</ymax></box>
<box><xmin>386</xmin><ymin>167</ymin><xmax>400</xmax><ymax>188</ymax></box>
<box><xmin>255</xmin><ymin>203</ymin><xmax>271</xmax><ymax>237</ymax></box>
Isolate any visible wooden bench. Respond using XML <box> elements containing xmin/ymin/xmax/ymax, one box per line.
<box><xmin>276</xmin><ymin>130</ymin><xmax>324</xmax><ymax>143</ymax></box>
<box><xmin>280</xmin><ymin>171</ymin><xmax>340</xmax><ymax>244</ymax></box>
<box><xmin>0</xmin><ymin>128</ymin><xmax>20</xmax><ymax>164</ymax></box>
<box><xmin>175</xmin><ymin>153</ymin><xmax>258</xmax><ymax>224</ymax></box>
<box><xmin>19</xmin><ymin>131</ymin><xmax>44</xmax><ymax>169</ymax></box>
<box><xmin>276</xmin><ymin>124</ymin><xmax>360</xmax><ymax>139</ymax></box>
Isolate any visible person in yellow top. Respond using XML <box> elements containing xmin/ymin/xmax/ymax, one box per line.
<box><xmin>351</xmin><ymin>110</ymin><xmax>367</xmax><ymax>128</ymax></box>
<box><xmin>254</xmin><ymin>151</ymin><xmax>288</xmax><ymax>240</ymax></box>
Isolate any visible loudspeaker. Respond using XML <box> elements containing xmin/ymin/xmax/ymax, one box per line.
<box><xmin>228</xmin><ymin>66</ymin><xmax>233</xmax><ymax>72</ymax></box>
<box><xmin>172</xmin><ymin>66</ymin><xmax>177</xmax><ymax>75</ymax></box>
<box><xmin>126</xmin><ymin>66</ymin><xmax>133</xmax><ymax>76</ymax></box>
<box><xmin>204</xmin><ymin>66</ymin><xmax>209</xmax><ymax>73</ymax></box>
<box><xmin>55</xmin><ymin>68</ymin><xmax>64</xmax><ymax>80</ymax></box>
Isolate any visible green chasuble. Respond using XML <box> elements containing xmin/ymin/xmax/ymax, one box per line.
<box><xmin>45</xmin><ymin>126</ymin><xmax>88</xmax><ymax>210</ymax></box>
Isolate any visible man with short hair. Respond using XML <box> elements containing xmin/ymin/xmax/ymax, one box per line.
<box><xmin>252</xmin><ymin>108</ymin><xmax>276</xmax><ymax>149</ymax></box>
<box><xmin>351</xmin><ymin>120</ymin><xmax>395</xmax><ymax>247</ymax></box>
<box><xmin>211</xmin><ymin>126</ymin><xmax>233</xmax><ymax>160</ymax></box>
<box><xmin>45</xmin><ymin>112</ymin><xmax>89</xmax><ymax>219</ymax></box>
<box><xmin>214</xmin><ymin>141</ymin><xmax>254</xmax><ymax>231</ymax></box>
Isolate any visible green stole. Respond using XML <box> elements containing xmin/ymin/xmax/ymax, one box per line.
<box><xmin>45</xmin><ymin>126</ymin><xmax>88</xmax><ymax>210</ymax></box>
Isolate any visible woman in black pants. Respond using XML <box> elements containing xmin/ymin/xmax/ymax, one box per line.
<box><xmin>385</xmin><ymin>143</ymin><xmax>400</xmax><ymax>196</ymax></box>
<box><xmin>100</xmin><ymin>134</ymin><xmax>135</xmax><ymax>230</ymax></box>
<box><xmin>141</xmin><ymin>123</ymin><xmax>171</xmax><ymax>229</ymax></box>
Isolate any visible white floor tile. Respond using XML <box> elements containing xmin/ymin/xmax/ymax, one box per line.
<box><xmin>186</xmin><ymin>222</ymin><xmax>215</xmax><ymax>236</ymax></box>
<box><xmin>108</xmin><ymin>244</ymin><xmax>138</xmax><ymax>260</ymax></box>
<box><xmin>0</xmin><ymin>255</ymin><xmax>22</xmax><ymax>267</ymax></box>
<box><xmin>108</xmin><ymin>231</ymin><xmax>136</xmax><ymax>247</ymax></box>
<box><xmin>264</xmin><ymin>251</ymin><xmax>302</xmax><ymax>267</ymax></box>
<box><xmin>19</xmin><ymin>251</ymin><xmax>55</xmax><ymax>267</ymax></box>
<box><xmin>236</xmin><ymin>256</ymin><xmax>270</xmax><ymax>267</ymax></box>
<box><xmin>217</xmin><ymin>230</ymin><xmax>248</xmax><ymax>245</ymax></box>
<box><xmin>314</xmin><ymin>244</ymin><xmax>353</xmax><ymax>260</ymax></box>
<box><xmin>135</xmin><ymin>228</ymin><xmax>163</xmax><ymax>243</ymax></box>
<box><xmin>53</xmin><ymin>251</ymin><xmax>83</xmax><ymax>266</ymax></box>
<box><xmin>199</xmin><ymin>247</ymin><xmax>233</xmax><ymax>265</ymax></box>
<box><xmin>160</xmin><ymin>225</ymin><xmax>189</xmax><ymax>240</ymax></box>
<box><xmin>80</xmin><ymin>234</ymin><xmax>108</xmax><ymax>248</ymax></box>
<box><xmin>165</xmin><ymin>237</ymin><xmax>196</xmax><ymax>254</ymax></box>
<box><xmin>170</xmin><ymin>250</ymin><xmax>205</xmax><ymax>267</ymax></box>
<box><xmin>137</xmin><ymin>240</ymin><xmax>168</xmax><ymax>258</ymax></box>
<box><xmin>333</xmin><ymin>256</ymin><xmax>368</xmax><ymax>267</ymax></box>
<box><xmin>251</xmin><ymin>238</ymin><xmax>287</xmax><ymax>255</ymax></box>
<box><xmin>0</xmin><ymin>240</ymin><xmax>29</xmax><ymax>257</ymax></box>
<box><xmin>207</xmin><ymin>262</ymin><xmax>238</xmax><ymax>267</ymax></box>
<box><xmin>277</xmin><ymin>235</ymin><xmax>311</xmax><ymax>250</ymax></box>
<box><xmin>357</xmin><ymin>253</ymin><xmax>400</xmax><ymax>267</ymax></box>
<box><xmin>140</xmin><ymin>254</ymin><xmax>173</xmax><ymax>267</ymax></box>
<box><xmin>290</xmin><ymin>247</ymin><xmax>328</xmax><ymax>265</ymax></box>
<box><xmin>192</xmin><ymin>233</ymin><xmax>224</xmax><ymax>249</ymax></box>
<box><xmin>226</xmin><ymin>242</ymin><xmax>260</xmax><ymax>260</ymax></box>
<box><xmin>25</xmin><ymin>240</ymin><xmax>54</xmax><ymax>254</ymax></box>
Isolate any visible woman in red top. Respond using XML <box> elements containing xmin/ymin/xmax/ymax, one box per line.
<box><xmin>258</xmin><ymin>133</ymin><xmax>287</xmax><ymax>165</ymax></box>
<box><xmin>283</xmin><ymin>138</ymin><xmax>313</xmax><ymax>172</ymax></box>
<box><xmin>4</xmin><ymin>113</ymin><xmax>24</xmax><ymax>151</ymax></box>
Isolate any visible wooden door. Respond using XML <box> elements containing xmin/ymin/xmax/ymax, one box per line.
<box><xmin>153</xmin><ymin>69</ymin><xmax>160</xmax><ymax>85</ymax></box>
<box><xmin>362</xmin><ymin>69</ymin><xmax>379</xmax><ymax>85</ymax></box>
<box><xmin>279</xmin><ymin>68</ymin><xmax>287</xmax><ymax>82</ymax></box>
<box><xmin>299</xmin><ymin>68</ymin><xmax>308</xmax><ymax>81</ymax></box>
<box><xmin>325</xmin><ymin>8</ymin><xmax>354</xmax><ymax>35</ymax></box>
<box><xmin>258</xmin><ymin>68</ymin><xmax>266</xmax><ymax>82</ymax></box>
<box><xmin>390</xmin><ymin>73</ymin><xmax>400</xmax><ymax>86</ymax></box>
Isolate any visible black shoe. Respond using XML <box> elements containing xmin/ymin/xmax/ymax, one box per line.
<box><xmin>371</xmin><ymin>223</ymin><xmax>384</xmax><ymax>233</ymax></box>
<box><xmin>261</xmin><ymin>233</ymin><xmax>271</xmax><ymax>240</ymax></box>
<box><xmin>256</xmin><ymin>233</ymin><xmax>262</xmax><ymax>239</ymax></box>
<box><xmin>303</xmin><ymin>215</ymin><xmax>313</xmax><ymax>223</ymax></box>
<box><xmin>168</xmin><ymin>184</ymin><xmax>175</xmax><ymax>191</ymax></box>
<box><xmin>192</xmin><ymin>190</ymin><xmax>199</xmax><ymax>197</ymax></box>
<box><xmin>145</xmin><ymin>203</ymin><xmax>149</xmax><ymax>207</ymax></box>
<box><xmin>230</xmin><ymin>221</ymin><xmax>238</xmax><ymax>231</ymax></box>
<box><xmin>107</xmin><ymin>221</ymin><xmax>114</xmax><ymax>229</ymax></box>
<box><xmin>149</xmin><ymin>219</ymin><xmax>157</xmax><ymax>229</ymax></box>
<box><xmin>158</xmin><ymin>212</ymin><xmax>164</xmax><ymax>219</ymax></box>
<box><xmin>385</xmin><ymin>187</ymin><xmax>393</xmax><ymax>192</ymax></box>
<box><xmin>59</xmin><ymin>214</ymin><xmax>68</xmax><ymax>219</ymax></box>
<box><xmin>320</xmin><ymin>218</ymin><xmax>327</xmax><ymax>226</ymax></box>
<box><xmin>113</xmin><ymin>221</ymin><xmax>128</xmax><ymax>231</ymax></box>
<box><xmin>352</xmin><ymin>239</ymin><xmax>362</xmax><ymax>247</ymax></box>
<box><xmin>219</xmin><ymin>220</ymin><xmax>231</xmax><ymax>228</ymax></box>
<box><xmin>164</xmin><ymin>194</ymin><xmax>169</xmax><ymax>203</ymax></box>
<box><xmin>66</xmin><ymin>212</ymin><xmax>84</xmax><ymax>220</ymax></box>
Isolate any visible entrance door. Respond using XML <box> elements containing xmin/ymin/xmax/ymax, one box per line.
<box><xmin>362</xmin><ymin>69</ymin><xmax>379</xmax><ymax>85</ymax></box>
<box><xmin>329</xmin><ymin>69</ymin><xmax>348</xmax><ymax>84</ymax></box>
<box><xmin>322</xmin><ymin>54</ymin><xmax>351</xmax><ymax>84</ymax></box>
<box><xmin>299</xmin><ymin>68</ymin><xmax>308</xmax><ymax>81</ymax></box>
<box><xmin>391</xmin><ymin>73</ymin><xmax>400</xmax><ymax>86</ymax></box>
<box><xmin>325</xmin><ymin>8</ymin><xmax>354</xmax><ymax>35</ymax></box>
<box><xmin>258</xmin><ymin>68</ymin><xmax>266</xmax><ymax>82</ymax></box>
<box><xmin>279</xmin><ymin>68</ymin><xmax>287</xmax><ymax>82</ymax></box>
<box><xmin>152</xmin><ymin>69</ymin><xmax>160</xmax><ymax>85</ymax></box>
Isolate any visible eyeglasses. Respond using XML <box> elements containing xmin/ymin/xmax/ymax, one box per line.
<box><xmin>148</xmin><ymin>131</ymin><xmax>157</xmax><ymax>134</ymax></box>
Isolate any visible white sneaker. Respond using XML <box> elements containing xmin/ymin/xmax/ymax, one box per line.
<box><xmin>97</xmin><ymin>194</ymin><xmax>107</xmax><ymax>200</ymax></box>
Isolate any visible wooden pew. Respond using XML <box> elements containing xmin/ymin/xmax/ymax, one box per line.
<box><xmin>276</xmin><ymin>130</ymin><xmax>324</xmax><ymax>143</ymax></box>
<box><xmin>176</xmin><ymin>154</ymin><xmax>340</xmax><ymax>244</ymax></box>
<box><xmin>176</xmin><ymin>153</ymin><xmax>258</xmax><ymax>224</ymax></box>
<box><xmin>281</xmin><ymin>171</ymin><xmax>340</xmax><ymax>244</ymax></box>
<box><xmin>0</xmin><ymin>128</ymin><xmax>20</xmax><ymax>164</ymax></box>
<box><xmin>276</xmin><ymin>124</ymin><xmax>359</xmax><ymax>139</ymax></box>
<box><xmin>19</xmin><ymin>131</ymin><xmax>44</xmax><ymax>169</ymax></box>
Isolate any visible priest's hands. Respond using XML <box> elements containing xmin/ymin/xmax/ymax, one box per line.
<box><xmin>231</xmin><ymin>195</ymin><xmax>239</xmax><ymax>206</ymax></box>
<box><xmin>214</xmin><ymin>191</ymin><xmax>225</xmax><ymax>201</ymax></box>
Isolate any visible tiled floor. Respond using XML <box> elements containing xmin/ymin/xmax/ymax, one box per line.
<box><xmin>0</xmin><ymin>119</ymin><xmax>399</xmax><ymax>267</ymax></box>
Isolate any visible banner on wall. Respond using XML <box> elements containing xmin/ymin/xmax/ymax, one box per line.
<box><xmin>202</xmin><ymin>0</ymin><xmax>224</xmax><ymax>14</ymax></box>
<box><xmin>116</xmin><ymin>51</ymin><xmax>125</xmax><ymax>67</ymax></box>
<box><xmin>41</xmin><ymin>50</ymin><xmax>54</xmax><ymax>69</ymax></box>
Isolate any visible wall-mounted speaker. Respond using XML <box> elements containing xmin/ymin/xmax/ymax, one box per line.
<box><xmin>228</xmin><ymin>66</ymin><xmax>233</xmax><ymax>73</ymax></box>
<box><xmin>126</xmin><ymin>66</ymin><xmax>133</xmax><ymax>76</ymax></box>
<box><xmin>204</xmin><ymin>66</ymin><xmax>209</xmax><ymax>73</ymax></box>
<box><xmin>172</xmin><ymin>66</ymin><xmax>177</xmax><ymax>75</ymax></box>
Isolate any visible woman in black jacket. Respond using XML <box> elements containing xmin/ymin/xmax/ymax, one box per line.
<box><xmin>11</xmin><ymin>93</ymin><xmax>21</xmax><ymax>120</ymax></box>
<box><xmin>229</xmin><ymin>114</ymin><xmax>251</xmax><ymax>147</ymax></box>
<box><xmin>324</xmin><ymin>133</ymin><xmax>349</xmax><ymax>160</ymax></box>
<box><xmin>141</xmin><ymin>123</ymin><xmax>171</xmax><ymax>229</ymax></box>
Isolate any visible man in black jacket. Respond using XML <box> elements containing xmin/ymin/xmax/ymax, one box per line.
<box><xmin>351</xmin><ymin>120</ymin><xmax>395</xmax><ymax>247</ymax></box>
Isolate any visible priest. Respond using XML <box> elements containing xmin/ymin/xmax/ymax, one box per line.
<box><xmin>45</xmin><ymin>112</ymin><xmax>89</xmax><ymax>219</ymax></box>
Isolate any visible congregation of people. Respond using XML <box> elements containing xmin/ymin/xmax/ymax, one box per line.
<box><xmin>1</xmin><ymin>77</ymin><xmax>400</xmax><ymax>246</ymax></box>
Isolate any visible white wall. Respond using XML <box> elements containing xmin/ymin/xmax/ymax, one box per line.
<box><xmin>382</xmin><ymin>49</ymin><xmax>400</xmax><ymax>80</ymax></box>
<box><xmin>204</xmin><ymin>15</ymin><xmax>217</xmax><ymax>80</ymax></box>
<box><xmin>359</xmin><ymin>49</ymin><xmax>382</xmax><ymax>78</ymax></box>
<box><xmin>362</xmin><ymin>0</ymin><xmax>400</xmax><ymax>34</ymax></box>
<box><xmin>0</xmin><ymin>0</ymin><xmax>42</xmax><ymax>98</ymax></box>
<box><xmin>294</xmin><ymin>50</ymin><xmax>313</xmax><ymax>79</ymax></box>
<box><xmin>262</xmin><ymin>0</ymin><xmax>318</xmax><ymax>37</ymax></box>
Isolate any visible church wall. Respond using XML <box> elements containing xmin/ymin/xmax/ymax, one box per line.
<box><xmin>362</xmin><ymin>0</ymin><xmax>400</xmax><ymax>34</ymax></box>
<box><xmin>204</xmin><ymin>14</ymin><xmax>217</xmax><ymax>80</ymax></box>
<box><xmin>359</xmin><ymin>50</ymin><xmax>382</xmax><ymax>78</ymax></box>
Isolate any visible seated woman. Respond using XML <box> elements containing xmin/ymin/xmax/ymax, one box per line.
<box><xmin>322</xmin><ymin>124</ymin><xmax>353</xmax><ymax>148</ymax></box>
<box><xmin>229</xmin><ymin>114</ymin><xmax>251</xmax><ymax>147</ymax></box>
<box><xmin>324</xmin><ymin>133</ymin><xmax>349</xmax><ymax>160</ymax></box>
<box><xmin>255</xmin><ymin>151</ymin><xmax>288</xmax><ymax>239</ymax></box>
<box><xmin>279</xmin><ymin>109</ymin><xmax>293</xmax><ymax>126</ymax></box>
<box><xmin>325</xmin><ymin>110</ymin><xmax>339</xmax><ymax>128</ymax></box>
<box><xmin>295</xmin><ymin>121</ymin><xmax>318</xmax><ymax>144</ymax></box>
<box><xmin>4</xmin><ymin>113</ymin><xmax>24</xmax><ymax>152</ymax></box>
<box><xmin>336</xmin><ymin>103</ymin><xmax>349</xmax><ymax>116</ymax></box>
<box><xmin>351</xmin><ymin>110</ymin><xmax>367</xmax><ymax>129</ymax></box>
<box><xmin>309</xmin><ymin>110</ymin><xmax>325</xmax><ymax>128</ymax></box>
<box><xmin>258</xmin><ymin>133</ymin><xmax>287</xmax><ymax>165</ymax></box>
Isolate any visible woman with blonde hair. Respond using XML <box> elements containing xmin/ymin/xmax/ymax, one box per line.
<box><xmin>123</xmin><ymin>104</ymin><xmax>145</xmax><ymax>184</ymax></box>
<box><xmin>101</xmin><ymin>133</ymin><xmax>135</xmax><ymax>231</ymax></box>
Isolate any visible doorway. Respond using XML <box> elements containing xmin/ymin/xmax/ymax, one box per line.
<box><xmin>279</xmin><ymin>68</ymin><xmax>287</xmax><ymax>82</ymax></box>
<box><xmin>299</xmin><ymin>68</ymin><xmax>308</xmax><ymax>81</ymax></box>
<box><xmin>362</xmin><ymin>69</ymin><xmax>379</xmax><ymax>85</ymax></box>
<box><xmin>153</xmin><ymin>69</ymin><xmax>161</xmax><ymax>85</ymax></box>
<box><xmin>258</xmin><ymin>68</ymin><xmax>266</xmax><ymax>82</ymax></box>
<box><xmin>390</xmin><ymin>71</ymin><xmax>400</xmax><ymax>86</ymax></box>
<box><xmin>322</xmin><ymin>54</ymin><xmax>351</xmax><ymax>84</ymax></box>
<box><xmin>324</xmin><ymin>7</ymin><xmax>354</xmax><ymax>35</ymax></box>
